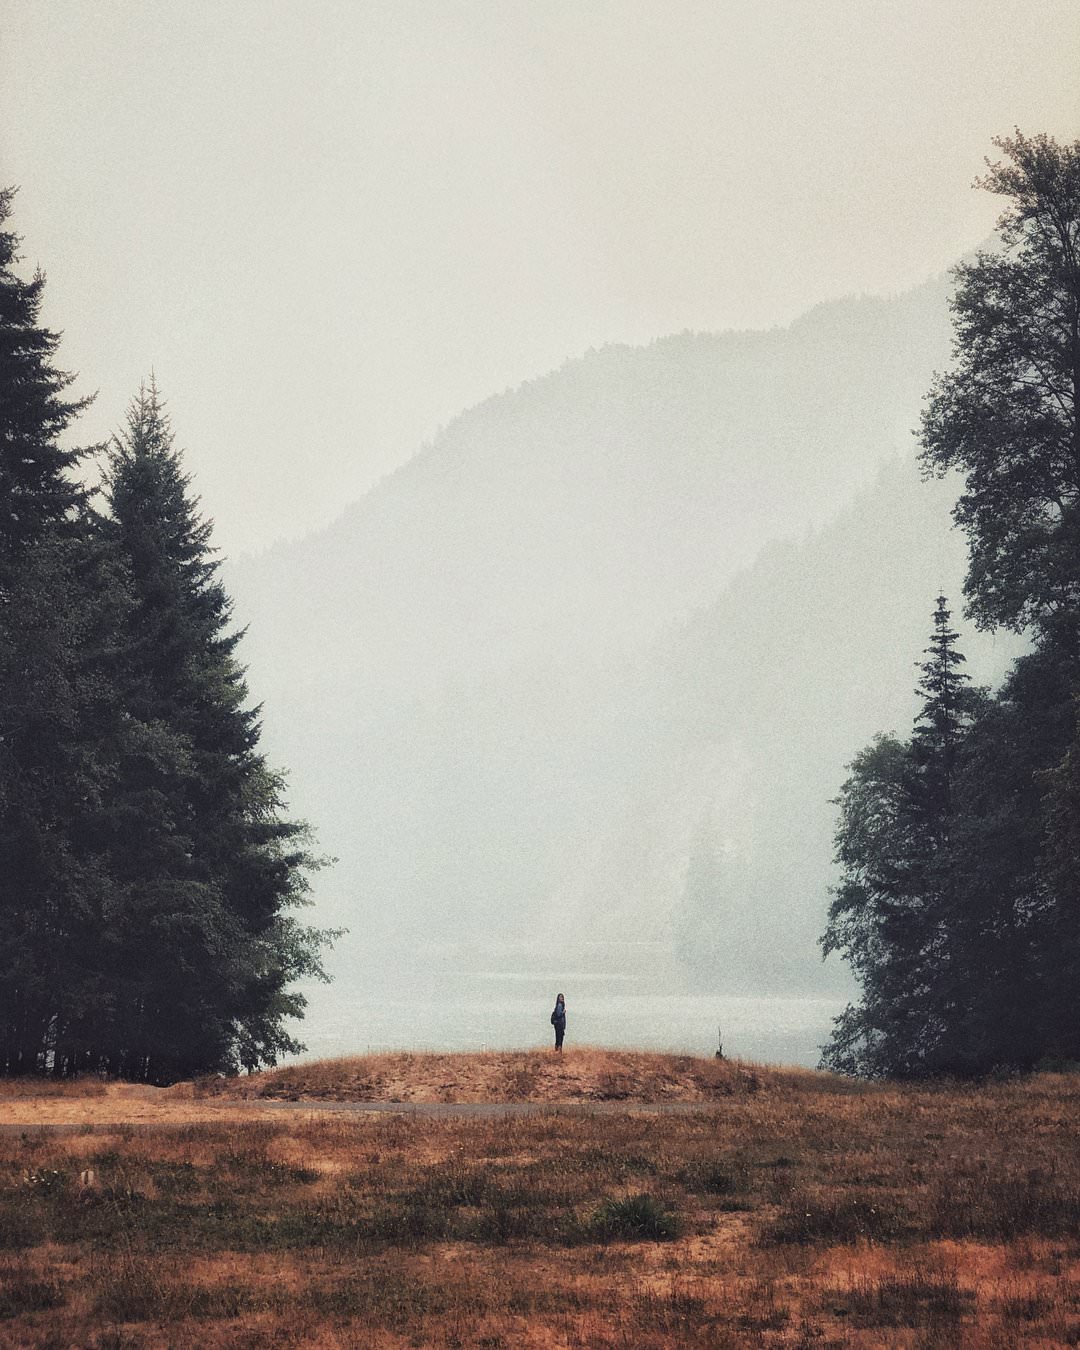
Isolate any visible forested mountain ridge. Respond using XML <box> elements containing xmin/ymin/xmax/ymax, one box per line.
<box><xmin>227</xmin><ymin>269</ymin><xmax>1008</xmax><ymax>991</ymax></box>
<box><xmin>233</xmin><ymin>275</ymin><xmax>953</xmax><ymax>711</ymax></box>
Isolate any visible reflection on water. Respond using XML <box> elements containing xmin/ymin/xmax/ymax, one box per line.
<box><xmin>289</xmin><ymin>969</ymin><xmax>845</xmax><ymax>1069</ymax></box>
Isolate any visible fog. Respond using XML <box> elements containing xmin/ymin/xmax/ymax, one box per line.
<box><xmin>1</xmin><ymin>2</ymin><xmax>1076</xmax><ymax>1061</ymax></box>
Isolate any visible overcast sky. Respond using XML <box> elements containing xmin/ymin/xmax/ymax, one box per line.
<box><xmin>1</xmin><ymin>0</ymin><xmax>1078</xmax><ymax>556</ymax></box>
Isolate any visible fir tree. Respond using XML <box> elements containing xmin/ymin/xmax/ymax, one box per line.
<box><xmin>911</xmin><ymin>596</ymin><xmax>976</xmax><ymax>825</ymax></box>
<box><xmin>102</xmin><ymin>382</ymin><xmax>334</xmax><ymax>1081</ymax></box>
<box><xmin>821</xmin><ymin>598</ymin><xmax>985</xmax><ymax>1076</ymax></box>
<box><xmin>0</xmin><ymin>187</ymin><xmax>116</xmax><ymax>1074</ymax></box>
<box><xmin>0</xmin><ymin>187</ymin><xmax>91</xmax><ymax>569</ymax></box>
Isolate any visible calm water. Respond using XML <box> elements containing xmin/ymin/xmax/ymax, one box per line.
<box><xmin>289</xmin><ymin>970</ymin><xmax>845</xmax><ymax>1069</ymax></box>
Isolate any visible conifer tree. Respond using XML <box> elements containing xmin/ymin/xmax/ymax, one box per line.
<box><xmin>0</xmin><ymin>187</ymin><xmax>90</xmax><ymax>570</ymax></box>
<box><xmin>102</xmin><ymin>382</ymin><xmax>333</xmax><ymax>1081</ymax></box>
<box><xmin>913</xmin><ymin>132</ymin><xmax>1080</xmax><ymax>1071</ymax></box>
<box><xmin>911</xmin><ymin>596</ymin><xmax>976</xmax><ymax>825</ymax></box>
<box><xmin>0</xmin><ymin>187</ymin><xmax>117</xmax><ymax>1074</ymax></box>
<box><xmin>821</xmin><ymin>598</ymin><xmax>984</xmax><ymax>1076</ymax></box>
<box><xmin>826</xmin><ymin>134</ymin><xmax>1080</xmax><ymax>1078</ymax></box>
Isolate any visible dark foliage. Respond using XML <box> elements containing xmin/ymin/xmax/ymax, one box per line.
<box><xmin>95</xmin><ymin>381</ymin><xmax>338</xmax><ymax>1081</ymax></box>
<box><xmin>826</xmin><ymin>132</ymin><xmax>1080</xmax><ymax>1077</ymax></box>
<box><xmin>921</xmin><ymin>131</ymin><xmax>1080</xmax><ymax>636</ymax></box>
<box><xmin>0</xmin><ymin>189</ymin><xmax>335</xmax><ymax>1082</ymax></box>
<box><xmin>821</xmin><ymin>598</ymin><xmax>987</xmax><ymax>1075</ymax></box>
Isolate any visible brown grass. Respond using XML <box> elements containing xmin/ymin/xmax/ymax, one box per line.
<box><xmin>1</xmin><ymin>1054</ymin><xmax>1080</xmax><ymax>1344</ymax></box>
<box><xmin>206</xmin><ymin>1046</ymin><xmax>765</xmax><ymax>1104</ymax></box>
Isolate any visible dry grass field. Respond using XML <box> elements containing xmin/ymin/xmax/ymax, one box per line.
<box><xmin>1</xmin><ymin>1051</ymin><xmax>1080</xmax><ymax>1346</ymax></box>
<box><xmin>207</xmin><ymin>1047</ymin><xmax>763</xmax><ymax>1105</ymax></box>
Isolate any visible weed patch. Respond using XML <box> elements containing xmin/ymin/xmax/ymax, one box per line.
<box><xmin>588</xmin><ymin>1192</ymin><xmax>680</xmax><ymax>1242</ymax></box>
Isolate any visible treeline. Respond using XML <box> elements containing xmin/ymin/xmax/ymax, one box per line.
<box><xmin>0</xmin><ymin>189</ymin><xmax>335</xmax><ymax>1083</ymax></box>
<box><xmin>823</xmin><ymin>133</ymin><xmax>1080</xmax><ymax>1077</ymax></box>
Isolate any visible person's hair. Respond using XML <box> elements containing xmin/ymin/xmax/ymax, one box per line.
<box><xmin>556</xmin><ymin>992</ymin><xmax>564</xmax><ymax>1003</ymax></box>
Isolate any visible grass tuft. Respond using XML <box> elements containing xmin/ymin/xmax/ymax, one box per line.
<box><xmin>588</xmin><ymin>1192</ymin><xmax>681</xmax><ymax>1242</ymax></box>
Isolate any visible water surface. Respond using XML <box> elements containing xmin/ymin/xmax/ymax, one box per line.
<box><xmin>291</xmin><ymin>970</ymin><xmax>844</xmax><ymax>1069</ymax></box>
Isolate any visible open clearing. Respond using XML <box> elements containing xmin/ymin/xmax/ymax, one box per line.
<box><xmin>1</xmin><ymin>1050</ymin><xmax>1080</xmax><ymax>1345</ymax></box>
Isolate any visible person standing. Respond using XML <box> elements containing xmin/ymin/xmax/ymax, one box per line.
<box><xmin>550</xmin><ymin>992</ymin><xmax>566</xmax><ymax>1051</ymax></box>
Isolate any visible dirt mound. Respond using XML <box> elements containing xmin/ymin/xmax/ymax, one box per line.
<box><xmin>209</xmin><ymin>1047</ymin><xmax>764</xmax><ymax>1104</ymax></box>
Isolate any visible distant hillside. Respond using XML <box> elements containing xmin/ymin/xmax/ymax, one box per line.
<box><xmin>227</xmin><ymin>273</ymin><xmax>1015</xmax><ymax>996</ymax></box>
<box><xmin>542</xmin><ymin>459</ymin><xmax>1020</xmax><ymax>989</ymax></box>
<box><xmin>235</xmin><ymin>277</ymin><xmax>953</xmax><ymax>714</ymax></box>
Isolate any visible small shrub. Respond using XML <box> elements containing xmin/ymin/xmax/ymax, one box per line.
<box><xmin>425</xmin><ymin>1166</ymin><xmax>489</xmax><ymax>1208</ymax></box>
<box><xmin>0</xmin><ymin>1196</ymin><xmax>45</xmax><ymax>1249</ymax></box>
<box><xmin>505</xmin><ymin>1065</ymin><xmax>537</xmax><ymax>1100</ymax></box>
<box><xmin>153</xmin><ymin>1162</ymin><xmax>201</xmax><ymax>1196</ymax></box>
<box><xmin>367</xmin><ymin>1201</ymin><xmax>451</xmax><ymax>1244</ymax></box>
<box><xmin>93</xmin><ymin>1262</ymin><xmax>166</xmax><ymax>1321</ymax></box>
<box><xmin>589</xmin><ymin>1192</ymin><xmax>680</xmax><ymax>1242</ymax></box>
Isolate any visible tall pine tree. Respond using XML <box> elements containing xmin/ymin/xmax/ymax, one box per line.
<box><xmin>101</xmin><ymin>382</ymin><xmax>333</xmax><ymax>1081</ymax></box>
<box><xmin>0</xmin><ymin>190</ymin><xmax>333</xmax><ymax>1079</ymax></box>
<box><xmin>0</xmin><ymin>186</ymin><xmax>120</xmax><ymax>1074</ymax></box>
<box><xmin>821</xmin><ymin>598</ymin><xmax>984</xmax><ymax>1076</ymax></box>
<box><xmin>0</xmin><ymin>186</ymin><xmax>89</xmax><ymax>566</ymax></box>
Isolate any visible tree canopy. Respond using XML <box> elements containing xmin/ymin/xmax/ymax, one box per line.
<box><xmin>921</xmin><ymin>132</ymin><xmax>1080</xmax><ymax>635</ymax></box>
<box><xmin>826</xmin><ymin>132</ymin><xmax>1080</xmax><ymax>1076</ymax></box>
<box><xmin>0</xmin><ymin>190</ymin><xmax>335</xmax><ymax>1081</ymax></box>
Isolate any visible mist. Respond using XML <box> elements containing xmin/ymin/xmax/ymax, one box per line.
<box><xmin>1</xmin><ymin>1</ymin><xmax>1076</xmax><ymax>1064</ymax></box>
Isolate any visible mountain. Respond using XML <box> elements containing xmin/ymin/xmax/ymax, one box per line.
<box><xmin>227</xmin><ymin>270</ymin><xmax>1015</xmax><ymax>998</ymax></box>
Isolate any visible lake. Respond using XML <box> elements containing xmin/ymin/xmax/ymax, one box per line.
<box><xmin>288</xmin><ymin>969</ymin><xmax>846</xmax><ymax>1070</ymax></box>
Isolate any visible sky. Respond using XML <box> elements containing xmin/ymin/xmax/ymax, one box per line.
<box><xmin>1</xmin><ymin>0</ymin><xmax>1078</xmax><ymax>557</ymax></box>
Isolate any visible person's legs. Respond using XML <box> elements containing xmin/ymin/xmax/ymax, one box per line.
<box><xmin>555</xmin><ymin>1024</ymin><xmax>564</xmax><ymax>1051</ymax></box>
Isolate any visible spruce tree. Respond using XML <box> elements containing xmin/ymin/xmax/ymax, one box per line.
<box><xmin>102</xmin><ymin>382</ymin><xmax>332</xmax><ymax>1081</ymax></box>
<box><xmin>821</xmin><ymin>598</ymin><xmax>984</xmax><ymax>1076</ymax></box>
<box><xmin>911</xmin><ymin>596</ymin><xmax>975</xmax><ymax>825</ymax></box>
<box><xmin>0</xmin><ymin>187</ymin><xmax>115</xmax><ymax>1074</ymax></box>
<box><xmin>0</xmin><ymin>187</ymin><xmax>90</xmax><ymax>568</ymax></box>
